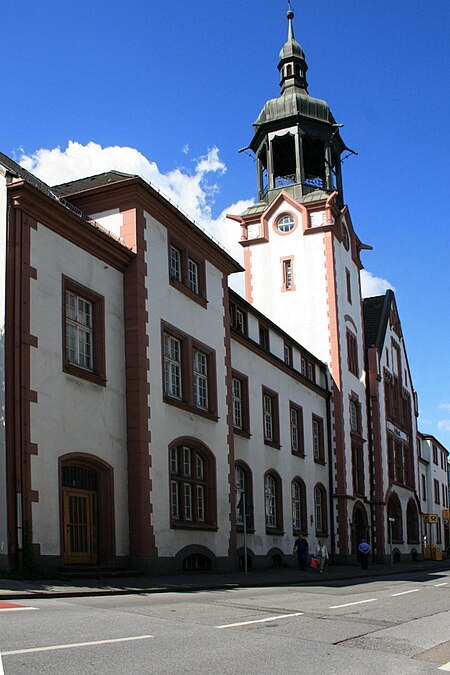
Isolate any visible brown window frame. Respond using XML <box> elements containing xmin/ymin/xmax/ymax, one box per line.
<box><xmin>352</xmin><ymin>444</ymin><xmax>365</xmax><ymax>497</ymax></box>
<box><xmin>62</xmin><ymin>276</ymin><xmax>106</xmax><ymax>386</ymax></box>
<box><xmin>292</xmin><ymin>477</ymin><xmax>307</xmax><ymax>535</ymax></box>
<box><xmin>312</xmin><ymin>415</ymin><xmax>325</xmax><ymax>464</ymax></box>
<box><xmin>434</xmin><ymin>478</ymin><xmax>440</xmax><ymax>504</ymax></box>
<box><xmin>169</xmin><ymin>441</ymin><xmax>217</xmax><ymax>530</ymax></box>
<box><xmin>229</xmin><ymin>301</ymin><xmax>247</xmax><ymax>335</ymax></box>
<box><xmin>284</xmin><ymin>342</ymin><xmax>293</xmax><ymax>367</ymax></box>
<box><xmin>346</xmin><ymin>267</ymin><xmax>352</xmax><ymax>304</ymax></box>
<box><xmin>262</xmin><ymin>387</ymin><xmax>280</xmax><ymax>448</ymax></box>
<box><xmin>162</xmin><ymin>322</ymin><xmax>217</xmax><ymax>420</ymax></box>
<box><xmin>314</xmin><ymin>483</ymin><xmax>328</xmax><ymax>537</ymax></box>
<box><xmin>346</xmin><ymin>329</ymin><xmax>359</xmax><ymax>377</ymax></box>
<box><xmin>290</xmin><ymin>402</ymin><xmax>304</xmax><ymax>457</ymax></box>
<box><xmin>264</xmin><ymin>470</ymin><xmax>284</xmax><ymax>535</ymax></box>
<box><xmin>168</xmin><ymin>237</ymin><xmax>207</xmax><ymax>308</ymax></box>
<box><xmin>235</xmin><ymin>461</ymin><xmax>254</xmax><ymax>532</ymax></box>
<box><xmin>259</xmin><ymin>323</ymin><xmax>270</xmax><ymax>352</ymax></box>
<box><xmin>231</xmin><ymin>370</ymin><xmax>250</xmax><ymax>437</ymax></box>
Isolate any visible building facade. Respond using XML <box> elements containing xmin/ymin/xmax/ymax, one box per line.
<box><xmin>0</xmin><ymin>10</ymin><xmax>447</xmax><ymax>572</ymax></box>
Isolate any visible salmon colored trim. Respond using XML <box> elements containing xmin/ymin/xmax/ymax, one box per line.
<box><xmin>280</xmin><ymin>255</ymin><xmax>296</xmax><ymax>292</ymax></box>
<box><xmin>243</xmin><ymin>247</ymin><xmax>253</xmax><ymax>304</ymax></box>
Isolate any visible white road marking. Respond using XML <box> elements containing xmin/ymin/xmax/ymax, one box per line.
<box><xmin>435</xmin><ymin>582</ymin><xmax>448</xmax><ymax>587</ymax></box>
<box><xmin>1</xmin><ymin>635</ymin><xmax>154</xmax><ymax>656</ymax></box>
<box><xmin>329</xmin><ymin>599</ymin><xmax>377</xmax><ymax>609</ymax></box>
<box><xmin>0</xmin><ymin>651</ymin><xmax>4</xmax><ymax>675</ymax></box>
<box><xmin>439</xmin><ymin>661</ymin><xmax>450</xmax><ymax>671</ymax></box>
<box><xmin>0</xmin><ymin>607</ymin><xmax>37</xmax><ymax>612</ymax></box>
<box><xmin>216</xmin><ymin>612</ymin><xmax>303</xmax><ymax>628</ymax></box>
<box><xmin>391</xmin><ymin>589</ymin><xmax>420</xmax><ymax>597</ymax></box>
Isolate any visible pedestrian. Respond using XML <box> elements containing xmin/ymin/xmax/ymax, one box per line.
<box><xmin>293</xmin><ymin>534</ymin><xmax>309</xmax><ymax>570</ymax></box>
<box><xmin>315</xmin><ymin>540</ymin><xmax>329</xmax><ymax>573</ymax></box>
<box><xmin>358</xmin><ymin>538</ymin><xmax>371</xmax><ymax>570</ymax></box>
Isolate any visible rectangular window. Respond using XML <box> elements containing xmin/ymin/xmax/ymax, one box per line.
<box><xmin>164</xmin><ymin>334</ymin><xmax>182</xmax><ymax>399</ymax></box>
<box><xmin>170</xmin><ymin>245</ymin><xmax>182</xmax><ymax>282</ymax></box>
<box><xmin>284</xmin><ymin>342</ymin><xmax>293</xmax><ymax>367</ymax></box>
<box><xmin>188</xmin><ymin>258</ymin><xmax>199</xmax><ymax>294</ymax></box>
<box><xmin>347</xmin><ymin>330</ymin><xmax>359</xmax><ymax>376</ymax></box>
<box><xmin>290</xmin><ymin>404</ymin><xmax>304</xmax><ymax>456</ymax></box>
<box><xmin>350</xmin><ymin>400</ymin><xmax>359</xmax><ymax>432</ymax></box>
<box><xmin>184</xmin><ymin>483</ymin><xmax>193</xmax><ymax>521</ymax></box>
<box><xmin>168</xmin><ymin>239</ymin><xmax>206</xmax><ymax>305</ymax></box>
<box><xmin>232</xmin><ymin>371</ymin><xmax>250</xmax><ymax>435</ymax></box>
<box><xmin>443</xmin><ymin>483</ymin><xmax>446</xmax><ymax>508</ymax></box>
<box><xmin>346</xmin><ymin>267</ymin><xmax>352</xmax><ymax>304</ymax></box>
<box><xmin>434</xmin><ymin>479</ymin><xmax>440</xmax><ymax>504</ymax></box>
<box><xmin>300</xmin><ymin>355</ymin><xmax>315</xmax><ymax>382</ymax></box>
<box><xmin>196</xmin><ymin>485</ymin><xmax>205</xmax><ymax>522</ymax></box>
<box><xmin>421</xmin><ymin>474</ymin><xmax>426</xmax><ymax>501</ymax></box>
<box><xmin>229</xmin><ymin>302</ymin><xmax>247</xmax><ymax>335</ymax></box>
<box><xmin>63</xmin><ymin>277</ymin><xmax>105</xmax><ymax>386</ymax></box>
<box><xmin>281</xmin><ymin>257</ymin><xmax>295</xmax><ymax>291</ymax></box>
<box><xmin>262</xmin><ymin>388</ymin><xmax>279</xmax><ymax>447</ymax></box>
<box><xmin>433</xmin><ymin>445</ymin><xmax>438</xmax><ymax>465</ymax></box>
<box><xmin>162</xmin><ymin>322</ymin><xmax>217</xmax><ymax>418</ymax></box>
<box><xmin>259</xmin><ymin>324</ymin><xmax>270</xmax><ymax>351</ymax></box>
<box><xmin>301</xmin><ymin>356</ymin><xmax>307</xmax><ymax>377</ymax></box>
<box><xmin>193</xmin><ymin>349</ymin><xmax>208</xmax><ymax>409</ymax></box>
<box><xmin>352</xmin><ymin>445</ymin><xmax>364</xmax><ymax>496</ymax></box>
<box><xmin>312</xmin><ymin>416</ymin><xmax>325</xmax><ymax>462</ymax></box>
<box><xmin>171</xmin><ymin>481</ymin><xmax>179</xmax><ymax>519</ymax></box>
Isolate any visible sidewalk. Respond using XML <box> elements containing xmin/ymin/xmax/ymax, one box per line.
<box><xmin>1</xmin><ymin>559</ymin><xmax>449</xmax><ymax>601</ymax></box>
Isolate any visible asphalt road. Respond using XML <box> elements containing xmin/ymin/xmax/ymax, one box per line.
<box><xmin>1</xmin><ymin>569</ymin><xmax>450</xmax><ymax>674</ymax></box>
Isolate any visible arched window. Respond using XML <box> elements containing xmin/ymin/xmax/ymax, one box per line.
<box><xmin>314</xmin><ymin>484</ymin><xmax>328</xmax><ymax>536</ymax></box>
<box><xmin>235</xmin><ymin>462</ymin><xmax>253</xmax><ymax>530</ymax></box>
<box><xmin>169</xmin><ymin>441</ymin><xmax>216</xmax><ymax>528</ymax></box>
<box><xmin>292</xmin><ymin>478</ymin><xmax>307</xmax><ymax>533</ymax></box>
<box><xmin>387</xmin><ymin>493</ymin><xmax>403</xmax><ymax>543</ymax></box>
<box><xmin>406</xmin><ymin>499</ymin><xmax>419</xmax><ymax>543</ymax></box>
<box><xmin>265</xmin><ymin>471</ymin><xmax>283</xmax><ymax>533</ymax></box>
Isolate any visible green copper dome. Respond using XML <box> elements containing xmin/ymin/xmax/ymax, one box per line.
<box><xmin>254</xmin><ymin>90</ymin><xmax>335</xmax><ymax>127</ymax></box>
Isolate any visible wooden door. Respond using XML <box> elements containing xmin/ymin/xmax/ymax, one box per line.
<box><xmin>63</xmin><ymin>489</ymin><xmax>97</xmax><ymax>564</ymax></box>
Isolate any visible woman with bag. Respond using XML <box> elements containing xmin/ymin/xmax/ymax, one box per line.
<box><xmin>315</xmin><ymin>540</ymin><xmax>329</xmax><ymax>573</ymax></box>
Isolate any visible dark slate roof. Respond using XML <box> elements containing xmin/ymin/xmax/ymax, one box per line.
<box><xmin>52</xmin><ymin>171</ymin><xmax>136</xmax><ymax>197</ymax></box>
<box><xmin>362</xmin><ymin>290</ymin><xmax>394</xmax><ymax>351</ymax></box>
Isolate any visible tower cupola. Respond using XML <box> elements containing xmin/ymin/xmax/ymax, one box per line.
<box><xmin>278</xmin><ymin>8</ymin><xmax>309</xmax><ymax>93</ymax></box>
<box><xmin>246</xmin><ymin>7</ymin><xmax>348</xmax><ymax>208</ymax></box>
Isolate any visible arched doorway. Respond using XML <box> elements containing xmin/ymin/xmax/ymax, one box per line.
<box><xmin>351</xmin><ymin>502</ymin><xmax>369</xmax><ymax>554</ymax></box>
<box><xmin>60</xmin><ymin>454</ymin><xmax>115</xmax><ymax>566</ymax></box>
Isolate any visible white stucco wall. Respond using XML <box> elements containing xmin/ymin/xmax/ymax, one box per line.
<box><xmin>0</xmin><ymin>169</ymin><xmax>7</xmax><ymax>559</ymax></box>
<box><xmin>144</xmin><ymin>211</ymin><xmax>232</xmax><ymax>559</ymax></box>
<box><xmin>29</xmin><ymin>224</ymin><xmax>129</xmax><ymax>557</ymax></box>
<box><xmin>231</xmin><ymin>337</ymin><xmax>330</xmax><ymax>559</ymax></box>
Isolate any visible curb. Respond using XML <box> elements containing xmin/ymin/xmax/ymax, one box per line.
<box><xmin>1</xmin><ymin>562</ymin><xmax>449</xmax><ymax>601</ymax></box>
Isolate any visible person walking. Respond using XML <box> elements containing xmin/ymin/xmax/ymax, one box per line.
<box><xmin>315</xmin><ymin>540</ymin><xmax>329</xmax><ymax>573</ymax></box>
<box><xmin>358</xmin><ymin>538</ymin><xmax>371</xmax><ymax>570</ymax></box>
<box><xmin>293</xmin><ymin>534</ymin><xmax>309</xmax><ymax>570</ymax></box>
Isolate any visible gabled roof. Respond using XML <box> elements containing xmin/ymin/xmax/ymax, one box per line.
<box><xmin>362</xmin><ymin>290</ymin><xmax>395</xmax><ymax>351</ymax></box>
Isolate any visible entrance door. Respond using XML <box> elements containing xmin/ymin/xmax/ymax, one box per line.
<box><xmin>63</xmin><ymin>489</ymin><xmax>97</xmax><ymax>564</ymax></box>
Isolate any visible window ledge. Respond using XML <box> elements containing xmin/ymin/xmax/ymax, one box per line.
<box><xmin>292</xmin><ymin>451</ymin><xmax>306</xmax><ymax>459</ymax></box>
<box><xmin>314</xmin><ymin>458</ymin><xmax>326</xmax><ymax>466</ymax></box>
<box><xmin>265</xmin><ymin>528</ymin><xmax>284</xmax><ymax>536</ymax></box>
<box><xmin>169</xmin><ymin>277</ymin><xmax>207</xmax><ymax>308</ymax></box>
<box><xmin>171</xmin><ymin>522</ymin><xmax>218</xmax><ymax>531</ymax></box>
<box><xmin>163</xmin><ymin>395</ymin><xmax>218</xmax><ymax>421</ymax></box>
<box><xmin>64</xmin><ymin>363</ymin><xmax>106</xmax><ymax>387</ymax></box>
<box><xmin>234</xmin><ymin>428</ymin><xmax>252</xmax><ymax>439</ymax></box>
<box><xmin>264</xmin><ymin>440</ymin><xmax>281</xmax><ymax>450</ymax></box>
<box><xmin>237</xmin><ymin>525</ymin><xmax>255</xmax><ymax>534</ymax></box>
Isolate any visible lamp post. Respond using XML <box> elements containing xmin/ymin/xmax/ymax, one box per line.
<box><xmin>388</xmin><ymin>517</ymin><xmax>395</xmax><ymax>567</ymax></box>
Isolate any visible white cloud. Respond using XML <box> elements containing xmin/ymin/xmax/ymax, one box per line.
<box><xmin>360</xmin><ymin>269</ymin><xmax>395</xmax><ymax>298</ymax></box>
<box><xmin>182</xmin><ymin>144</ymin><xmax>190</xmax><ymax>155</ymax></box>
<box><xmin>437</xmin><ymin>420</ymin><xmax>450</xmax><ymax>433</ymax></box>
<box><xmin>439</xmin><ymin>403</ymin><xmax>450</xmax><ymax>411</ymax></box>
<box><xmin>18</xmin><ymin>141</ymin><xmax>253</xmax><ymax>268</ymax></box>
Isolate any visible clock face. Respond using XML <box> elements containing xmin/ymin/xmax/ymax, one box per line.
<box><xmin>342</xmin><ymin>225</ymin><xmax>350</xmax><ymax>250</ymax></box>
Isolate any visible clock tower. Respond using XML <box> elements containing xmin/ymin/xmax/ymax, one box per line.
<box><xmin>229</xmin><ymin>8</ymin><xmax>372</xmax><ymax>559</ymax></box>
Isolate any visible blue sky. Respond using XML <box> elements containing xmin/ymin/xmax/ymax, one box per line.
<box><xmin>2</xmin><ymin>0</ymin><xmax>449</xmax><ymax>442</ymax></box>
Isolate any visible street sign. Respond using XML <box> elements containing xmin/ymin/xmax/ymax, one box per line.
<box><xmin>424</xmin><ymin>514</ymin><xmax>438</xmax><ymax>524</ymax></box>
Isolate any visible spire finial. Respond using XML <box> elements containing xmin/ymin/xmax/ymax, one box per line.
<box><xmin>287</xmin><ymin>2</ymin><xmax>295</xmax><ymax>40</ymax></box>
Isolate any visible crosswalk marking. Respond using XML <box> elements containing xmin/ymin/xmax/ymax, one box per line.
<box><xmin>329</xmin><ymin>599</ymin><xmax>377</xmax><ymax>609</ymax></box>
<box><xmin>1</xmin><ymin>635</ymin><xmax>154</xmax><ymax>657</ymax></box>
<box><xmin>216</xmin><ymin>612</ymin><xmax>303</xmax><ymax>628</ymax></box>
<box><xmin>391</xmin><ymin>589</ymin><xmax>420</xmax><ymax>597</ymax></box>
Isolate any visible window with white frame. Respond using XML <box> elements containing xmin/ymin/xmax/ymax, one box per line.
<box><xmin>232</xmin><ymin>377</ymin><xmax>242</xmax><ymax>429</ymax></box>
<box><xmin>193</xmin><ymin>349</ymin><xmax>208</xmax><ymax>409</ymax></box>
<box><xmin>169</xmin><ymin>245</ymin><xmax>182</xmax><ymax>282</ymax></box>
<box><xmin>164</xmin><ymin>334</ymin><xmax>182</xmax><ymax>399</ymax></box>
<box><xmin>265</xmin><ymin>474</ymin><xmax>277</xmax><ymax>528</ymax></box>
<box><xmin>312</xmin><ymin>416</ymin><xmax>324</xmax><ymax>462</ymax></box>
<box><xmin>263</xmin><ymin>394</ymin><xmax>273</xmax><ymax>441</ymax></box>
<box><xmin>188</xmin><ymin>258</ymin><xmax>199</xmax><ymax>294</ymax></box>
<box><xmin>170</xmin><ymin>444</ymin><xmax>215</xmax><ymax>527</ymax></box>
<box><xmin>290</xmin><ymin>404</ymin><xmax>304</xmax><ymax>455</ymax></box>
<box><xmin>315</xmin><ymin>485</ymin><xmax>327</xmax><ymax>534</ymax></box>
<box><xmin>65</xmin><ymin>291</ymin><xmax>93</xmax><ymax>371</ymax></box>
<box><xmin>350</xmin><ymin>400</ymin><xmax>359</xmax><ymax>431</ymax></box>
<box><xmin>292</xmin><ymin>480</ymin><xmax>305</xmax><ymax>531</ymax></box>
